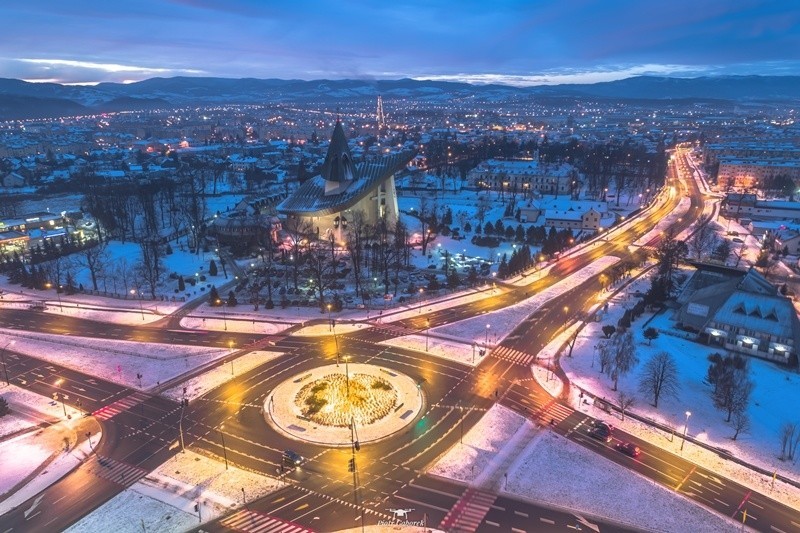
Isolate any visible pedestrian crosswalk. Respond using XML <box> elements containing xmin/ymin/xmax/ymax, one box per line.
<box><xmin>439</xmin><ymin>487</ymin><xmax>496</xmax><ymax>532</ymax></box>
<box><xmin>533</xmin><ymin>397</ymin><xmax>574</xmax><ymax>425</ymax></box>
<box><xmin>92</xmin><ymin>391</ymin><xmax>150</xmax><ymax>420</ymax></box>
<box><xmin>370</xmin><ymin>323</ymin><xmax>418</xmax><ymax>337</ymax></box>
<box><xmin>220</xmin><ymin>510</ymin><xmax>313</xmax><ymax>533</ymax></box>
<box><xmin>490</xmin><ymin>346</ymin><xmax>535</xmax><ymax>366</ymax></box>
<box><xmin>87</xmin><ymin>455</ymin><xmax>148</xmax><ymax>488</ymax></box>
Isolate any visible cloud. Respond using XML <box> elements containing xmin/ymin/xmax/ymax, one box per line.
<box><xmin>6</xmin><ymin>58</ymin><xmax>205</xmax><ymax>85</ymax></box>
<box><xmin>413</xmin><ymin>64</ymin><xmax>710</xmax><ymax>87</ymax></box>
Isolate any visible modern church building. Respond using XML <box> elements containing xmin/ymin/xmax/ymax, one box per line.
<box><xmin>277</xmin><ymin>120</ymin><xmax>414</xmax><ymax>243</ymax></box>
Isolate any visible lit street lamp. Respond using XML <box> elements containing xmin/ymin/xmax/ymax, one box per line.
<box><xmin>681</xmin><ymin>411</ymin><xmax>692</xmax><ymax>451</ymax></box>
<box><xmin>130</xmin><ymin>288</ymin><xmax>144</xmax><ymax>320</ymax></box>
<box><xmin>54</xmin><ymin>378</ymin><xmax>67</xmax><ymax>417</ymax></box>
<box><xmin>485</xmin><ymin>324</ymin><xmax>491</xmax><ymax>345</ymax></box>
<box><xmin>1</xmin><ymin>340</ymin><xmax>16</xmax><ymax>385</ymax></box>
<box><xmin>229</xmin><ymin>341</ymin><xmax>235</xmax><ymax>375</ymax></box>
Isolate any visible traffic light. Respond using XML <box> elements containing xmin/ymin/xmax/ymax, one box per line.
<box><xmin>354</xmin><ymin>441</ymin><xmax>360</xmax><ymax>452</ymax></box>
<box><xmin>347</xmin><ymin>458</ymin><xmax>355</xmax><ymax>472</ymax></box>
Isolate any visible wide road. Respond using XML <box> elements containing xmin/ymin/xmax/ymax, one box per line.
<box><xmin>3</xmin><ymin>150</ymin><xmax>796</xmax><ymax>532</ymax></box>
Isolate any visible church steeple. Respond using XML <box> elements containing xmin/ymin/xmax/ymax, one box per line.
<box><xmin>321</xmin><ymin>120</ymin><xmax>356</xmax><ymax>183</ymax></box>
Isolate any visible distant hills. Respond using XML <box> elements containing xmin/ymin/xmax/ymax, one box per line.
<box><xmin>1</xmin><ymin>75</ymin><xmax>799</xmax><ymax>120</ymax></box>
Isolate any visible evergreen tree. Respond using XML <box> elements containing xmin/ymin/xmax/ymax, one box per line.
<box><xmin>209</xmin><ymin>260</ymin><xmax>218</xmax><ymax>276</ymax></box>
<box><xmin>178</xmin><ymin>276</ymin><xmax>186</xmax><ymax>291</ymax></box>
<box><xmin>209</xmin><ymin>285</ymin><xmax>221</xmax><ymax>305</ymax></box>
<box><xmin>227</xmin><ymin>290</ymin><xmax>238</xmax><ymax>307</ymax></box>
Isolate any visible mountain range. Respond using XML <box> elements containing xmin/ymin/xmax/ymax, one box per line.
<box><xmin>1</xmin><ymin>75</ymin><xmax>799</xmax><ymax>121</ymax></box>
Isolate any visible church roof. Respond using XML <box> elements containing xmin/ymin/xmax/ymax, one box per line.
<box><xmin>320</xmin><ymin>120</ymin><xmax>356</xmax><ymax>183</ymax></box>
<box><xmin>277</xmin><ymin>148</ymin><xmax>415</xmax><ymax>217</ymax></box>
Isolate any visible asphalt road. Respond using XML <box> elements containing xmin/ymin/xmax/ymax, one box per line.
<box><xmin>2</xmin><ymin>151</ymin><xmax>798</xmax><ymax>532</ymax></box>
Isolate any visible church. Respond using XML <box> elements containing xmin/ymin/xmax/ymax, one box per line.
<box><xmin>277</xmin><ymin>120</ymin><xmax>415</xmax><ymax>243</ymax></box>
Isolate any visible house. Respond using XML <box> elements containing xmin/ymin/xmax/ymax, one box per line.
<box><xmin>2</xmin><ymin>172</ymin><xmax>25</xmax><ymax>188</ymax></box>
<box><xmin>676</xmin><ymin>267</ymin><xmax>800</xmax><ymax>367</ymax></box>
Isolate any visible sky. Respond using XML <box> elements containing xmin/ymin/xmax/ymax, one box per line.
<box><xmin>1</xmin><ymin>0</ymin><xmax>799</xmax><ymax>87</ymax></box>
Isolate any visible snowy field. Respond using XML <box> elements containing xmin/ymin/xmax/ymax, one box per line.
<box><xmin>162</xmin><ymin>350</ymin><xmax>284</xmax><ymax>402</ymax></box>
<box><xmin>433</xmin><ymin>256</ymin><xmax>620</xmax><ymax>344</ymax></box>
<box><xmin>429</xmin><ymin>404</ymin><xmax>740</xmax><ymax>533</ymax></box>
<box><xmin>0</xmin><ymin>423</ymin><xmax>99</xmax><ymax>515</ymax></box>
<box><xmin>66</xmin><ymin>450</ymin><xmax>281</xmax><ymax>533</ymax></box>
<box><xmin>2</xmin><ymin>331</ymin><xmax>227</xmax><ymax>390</ymax></box>
<box><xmin>379</xmin><ymin>335</ymin><xmax>477</xmax><ymax>367</ymax></box>
<box><xmin>559</xmin><ymin>269</ymin><xmax>800</xmax><ymax>508</ymax></box>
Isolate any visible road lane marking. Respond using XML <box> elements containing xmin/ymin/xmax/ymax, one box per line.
<box><xmin>514</xmin><ymin>510</ymin><xmax>528</xmax><ymax>517</ymax></box>
<box><xmin>540</xmin><ymin>517</ymin><xmax>555</xmax><ymax>524</ymax></box>
<box><xmin>675</xmin><ymin>465</ymin><xmax>696</xmax><ymax>492</ymax></box>
<box><xmin>485</xmin><ymin>521</ymin><xmax>500</xmax><ymax>527</ymax></box>
<box><xmin>713</xmin><ymin>498</ymin><xmax>729</xmax><ymax>507</ymax></box>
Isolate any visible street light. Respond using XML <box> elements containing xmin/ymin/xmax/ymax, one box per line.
<box><xmin>485</xmin><ymin>324</ymin><xmax>491</xmax><ymax>345</ymax></box>
<box><xmin>1</xmin><ymin>340</ymin><xmax>16</xmax><ymax>385</ymax></box>
<box><xmin>681</xmin><ymin>411</ymin><xmax>692</xmax><ymax>451</ymax></box>
<box><xmin>130</xmin><ymin>288</ymin><xmax>144</xmax><ymax>320</ymax></box>
<box><xmin>327</xmin><ymin>303</ymin><xmax>333</xmax><ymax>331</ymax></box>
<box><xmin>418</xmin><ymin>287</ymin><xmax>424</xmax><ymax>313</ymax></box>
<box><xmin>229</xmin><ymin>341</ymin><xmax>235</xmax><ymax>375</ymax></box>
<box><xmin>426</xmin><ymin>319</ymin><xmax>430</xmax><ymax>352</ymax></box>
<box><xmin>54</xmin><ymin>378</ymin><xmax>67</xmax><ymax>417</ymax></box>
<box><xmin>343</xmin><ymin>355</ymin><xmax>351</xmax><ymax>396</ymax></box>
<box><xmin>219</xmin><ymin>424</ymin><xmax>229</xmax><ymax>470</ymax></box>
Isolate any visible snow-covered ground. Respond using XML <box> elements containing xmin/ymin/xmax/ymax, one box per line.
<box><xmin>162</xmin><ymin>350</ymin><xmax>284</xmax><ymax>402</ymax></box>
<box><xmin>429</xmin><ymin>404</ymin><xmax>740</xmax><ymax>533</ymax></box>
<box><xmin>558</xmin><ymin>268</ymin><xmax>800</xmax><ymax>509</ymax></box>
<box><xmin>2</xmin><ymin>331</ymin><xmax>227</xmax><ymax>390</ymax></box>
<box><xmin>433</xmin><ymin>256</ymin><xmax>620</xmax><ymax>344</ymax></box>
<box><xmin>0</xmin><ymin>419</ymin><xmax>100</xmax><ymax>515</ymax></box>
<box><xmin>66</xmin><ymin>450</ymin><xmax>282</xmax><ymax>533</ymax></box>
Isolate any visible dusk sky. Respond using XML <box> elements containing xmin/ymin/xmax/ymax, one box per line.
<box><xmin>2</xmin><ymin>0</ymin><xmax>799</xmax><ymax>86</ymax></box>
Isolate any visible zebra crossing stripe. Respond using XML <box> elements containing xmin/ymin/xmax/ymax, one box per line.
<box><xmin>492</xmin><ymin>346</ymin><xmax>535</xmax><ymax>365</ymax></box>
<box><xmin>92</xmin><ymin>391</ymin><xmax>150</xmax><ymax>420</ymax></box>
<box><xmin>221</xmin><ymin>510</ymin><xmax>313</xmax><ymax>532</ymax></box>
<box><xmin>88</xmin><ymin>456</ymin><xmax>148</xmax><ymax>487</ymax></box>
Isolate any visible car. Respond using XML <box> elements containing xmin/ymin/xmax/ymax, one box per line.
<box><xmin>588</xmin><ymin>424</ymin><xmax>612</xmax><ymax>443</ymax></box>
<box><xmin>616</xmin><ymin>442</ymin><xmax>641</xmax><ymax>457</ymax></box>
<box><xmin>282</xmin><ymin>450</ymin><xmax>303</xmax><ymax>466</ymax></box>
<box><xmin>732</xmin><ymin>237</ymin><xmax>744</xmax><ymax>244</ymax></box>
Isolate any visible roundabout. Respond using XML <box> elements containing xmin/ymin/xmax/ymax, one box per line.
<box><xmin>264</xmin><ymin>363</ymin><xmax>425</xmax><ymax>446</ymax></box>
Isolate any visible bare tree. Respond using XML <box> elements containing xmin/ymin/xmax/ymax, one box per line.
<box><xmin>731</xmin><ymin>409</ymin><xmax>750</xmax><ymax>441</ymax></box>
<box><xmin>597</xmin><ymin>340</ymin><xmax>614</xmax><ymax>375</ymax></box>
<box><xmin>304</xmin><ymin>237</ymin><xmax>337</xmax><ymax>311</ymax></box>
<box><xmin>78</xmin><ymin>240</ymin><xmax>109</xmax><ymax>291</ymax></box>
<box><xmin>616</xmin><ymin>391</ymin><xmax>635</xmax><ymax>421</ymax></box>
<box><xmin>688</xmin><ymin>214</ymin><xmax>716</xmax><ymax>261</ymax></box>
<box><xmin>345</xmin><ymin>211</ymin><xmax>369</xmax><ymax>299</ymax></box>
<box><xmin>610</xmin><ymin>330</ymin><xmax>638</xmax><ymax>391</ymax></box>
<box><xmin>712</xmin><ymin>363</ymin><xmax>754</xmax><ymax>422</ymax></box>
<box><xmin>418</xmin><ymin>196</ymin><xmax>436</xmax><ymax>256</ymax></box>
<box><xmin>638</xmin><ymin>351</ymin><xmax>680</xmax><ymax>408</ymax></box>
<box><xmin>779</xmin><ymin>422</ymin><xmax>796</xmax><ymax>461</ymax></box>
<box><xmin>136</xmin><ymin>240</ymin><xmax>162</xmax><ymax>299</ymax></box>
<box><xmin>475</xmin><ymin>194</ymin><xmax>491</xmax><ymax>227</ymax></box>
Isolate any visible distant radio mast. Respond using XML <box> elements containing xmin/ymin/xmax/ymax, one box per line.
<box><xmin>376</xmin><ymin>95</ymin><xmax>386</xmax><ymax>136</ymax></box>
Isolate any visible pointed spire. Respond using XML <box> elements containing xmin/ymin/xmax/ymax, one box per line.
<box><xmin>321</xmin><ymin>120</ymin><xmax>356</xmax><ymax>183</ymax></box>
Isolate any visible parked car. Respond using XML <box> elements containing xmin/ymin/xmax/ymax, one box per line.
<box><xmin>615</xmin><ymin>441</ymin><xmax>641</xmax><ymax>457</ymax></box>
<box><xmin>732</xmin><ymin>237</ymin><xmax>744</xmax><ymax>243</ymax></box>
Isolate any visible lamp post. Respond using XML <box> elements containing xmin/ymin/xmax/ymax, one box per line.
<box><xmin>229</xmin><ymin>341</ymin><xmax>235</xmax><ymax>375</ymax></box>
<box><xmin>327</xmin><ymin>303</ymin><xmax>333</xmax><ymax>331</ymax></box>
<box><xmin>485</xmin><ymin>324</ymin><xmax>490</xmax><ymax>346</ymax></box>
<box><xmin>344</xmin><ymin>355</ymin><xmax>350</xmax><ymax>396</ymax></box>
<box><xmin>56</xmin><ymin>284</ymin><xmax>63</xmax><ymax>311</ymax></box>
<box><xmin>130</xmin><ymin>289</ymin><xmax>144</xmax><ymax>320</ymax></box>
<box><xmin>426</xmin><ymin>319</ymin><xmax>430</xmax><ymax>352</ymax></box>
<box><xmin>681</xmin><ymin>411</ymin><xmax>691</xmax><ymax>451</ymax></box>
<box><xmin>54</xmin><ymin>378</ymin><xmax>67</xmax><ymax>417</ymax></box>
<box><xmin>418</xmin><ymin>287</ymin><xmax>424</xmax><ymax>313</ymax></box>
<box><xmin>1</xmin><ymin>340</ymin><xmax>15</xmax><ymax>385</ymax></box>
<box><xmin>219</xmin><ymin>424</ymin><xmax>229</xmax><ymax>470</ymax></box>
